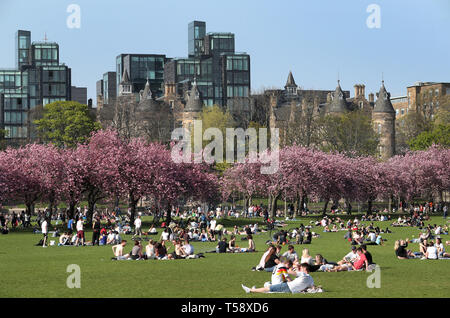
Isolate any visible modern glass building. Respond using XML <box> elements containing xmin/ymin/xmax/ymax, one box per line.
<box><xmin>164</xmin><ymin>21</ymin><xmax>250</xmax><ymax>107</ymax></box>
<box><xmin>0</xmin><ymin>30</ymin><xmax>72</xmax><ymax>143</ymax></box>
<box><xmin>115</xmin><ymin>54</ymin><xmax>167</xmax><ymax>98</ymax></box>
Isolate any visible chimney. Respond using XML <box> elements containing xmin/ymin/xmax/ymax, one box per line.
<box><xmin>361</xmin><ymin>85</ymin><xmax>365</xmax><ymax>98</ymax></box>
<box><xmin>354</xmin><ymin>85</ymin><xmax>359</xmax><ymax>98</ymax></box>
<box><xmin>369</xmin><ymin>93</ymin><xmax>374</xmax><ymax>103</ymax></box>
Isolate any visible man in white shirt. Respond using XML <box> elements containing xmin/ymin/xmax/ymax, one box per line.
<box><xmin>41</xmin><ymin>218</ymin><xmax>48</xmax><ymax>247</ymax></box>
<box><xmin>243</xmin><ymin>263</ymin><xmax>314</xmax><ymax>294</ymax></box>
<box><xmin>367</xmin><ymin>231</ymin><xmax>377</xmax><ymax>243</ymax></box>
<box><xmin>182</xmin><ymin>239</ymin><xmax>194</xmax><ymax>256</ymax></box>
<box><xmin>282</xmin><ymin>245</ymin><xmax>299</xmax><ymax>262</ymax></box>
<box><xmin>134</xmin><ymin>216</ymin><xmax>142</xmax><ymax>237</ymax></box>
<box><xmin>338</xmin><ymin>246</ymin><xmax>358</xmax><ymax>265</ymax></box>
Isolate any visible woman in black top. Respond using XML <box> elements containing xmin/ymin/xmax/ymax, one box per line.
<box><xmin>264</xmin><ymin>246</ymin><xmax>280</xmax><ymax>272</ymax></box>
<box><xmin>395</xmin><ymin>240</ymin><xmax>414</xmax><ymax>259</ymax></box>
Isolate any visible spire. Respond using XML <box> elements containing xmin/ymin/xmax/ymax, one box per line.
<box><xmin>142</xmin><ymin>78</ymin><xmax>152</xmax><ymax>100</ymax></box>
<box><xmin>285</xmin><ymin>71</ymin><xmax>296</xmax><ymax>87</ymax></box>
<box><xmin>328</xmin><ymin>80</ymin><xmax>348</xmax><ymax>113</ymax></box>
<box><xmin>121</xmin><ymin>69</ymin><xmax>130</xmax><ymax>84</ymax></box>
<box><xmin>119</xmin><ymin>69</ymin><xmax>132</xmax><ymax>95</ymax></box>
<box><xmin>373</xmin><ymin>81</ymin><xmax>395</xmax><ymax>113</ymax></box>
<box><xmin>184</xmin><ymin>79</ymin><xmax>202</xmax><ymax>112</ymax></box>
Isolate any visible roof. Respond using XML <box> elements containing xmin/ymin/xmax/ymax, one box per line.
<box><xmin>285</xmin><ymin>71</ymin><xmax>297</xmax><ymax>88</ymax></box>
<box><xmin>141</xmin><ymin>79</ymin><xmax>152</xmax><ymax>100</ymax></box>
<box><xmin>373</xmin><ymin>81</ymin><xmax>395</xmax><ymax>113</ymax></box>
<box><xmin>328</xmin><ymin>81</ymin><xmax>348</xmax><ymax>113</ymax></box>
<box><xmin>184</xmin><ymin>80</ymin><xmax>203</xmax><ymax>112</ymax></box>
<box><xmin>120</xmin><ymin>69</ymin><xmax>130</xmax><ymax>84</ymax></box>
<box><xmin>273</xmin><ymin>106</ymin><xmax>292</xmax><ymax>121</ymax></box>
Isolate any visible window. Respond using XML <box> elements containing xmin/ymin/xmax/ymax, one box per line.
<box><xmin>19</xmin><ymin>36</ymin><xmax>28</xmax><ymax>49</ymax></box>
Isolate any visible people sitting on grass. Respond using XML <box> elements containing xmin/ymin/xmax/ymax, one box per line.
<box><xmin>300</xmin><ymin>248</ymin><xmax>314</xmax><ymax>266</ymax></box>
<box><xmin>216</xmin><ymin>237</ymin><xmax>228</xmax><ymax>253</ymax></box>
<box><xmin>262</xmin><ymin>245</ymin><xmax>281</xmax><ymax>272</ymax></box>
<box><xmin>338</xmin><ymin>246</ymin><xmax>359</xmax><ymax>265</ymax></box>
<box><xmin>154</xmin><ymin>241</ymin><xmax>168</xmax><ymax>260</ymax></box>
<box><xmin>263</xmin><ymin>257</ymin><xmax>292</xmax><ymax>287</ymax></box>
<box><xmin>58</xmin><ymin>232</ymin><xmax>72</xmax><ymax>246</ymax></box>
<box><xmin>423</xmin><ymin>241</ymin><xmax>438</xmax><ymax>260</ymax></box>
<box><xmin>111</xmin><ymin>240</ymin><xmax>129</xmax><ymax>260</ymax></box>
<box><xmin>282</xmin><ymin>245</ymin><xmax>299</xmax><ymax>262</ymax></box>
<box><xmin>435</xmin><ymin>238</ymin><xmax>450</xmax><ymax>258</ymax></box>
<box><xmin>327</xmin><ymin>247</ymin><xmax>368</xmax><ymax>272</ymax></box>
<box><xmin>242</xmin><ymin>263</ymin><xmax>318</xmax><ymax>294</ymax></box>
<box><xmin>130</xmin><ymin>240</ymin><xmax>143</xmax><ymax>260</ymax></box>
<box><xmin>394</xmin><ymin>240</ymin><xmax>416</xmax><ymax>259</ymax></box>
<box><xmin>145</xmin><ymin>240</ymin><xmax>156</xmax><ymax>259</ymax></box>
<box><xmin>310</xmin><ymin>254</ymin><xmax>335</xmax><ymax>272</ymax></box>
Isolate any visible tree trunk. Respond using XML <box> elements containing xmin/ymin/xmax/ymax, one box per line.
<box><xmin>322</xmin><ymin>199</ymin><xmax>329</xmax><ymax>216</ymax></box>
<box><xmin>68</xmin><ymin>201</ymin><xmax>76</xmax><ymax>219</ymax></box>
<box><xmin>293</xmin><ymin>193</ymin><xmax>300</xmax><ymax>218</ymax></box>
<box><xmin>346</xmin><ymin>200</ymin><xmax>352</xmax><ymax>215</ymax></box>
<box><xmin>114</xmin><ymin>195</ymin><xmax>120</xmax><ymax>210</ymax></box>
<box><xmin>26</xmin><ymin>202</ymin><xmax>33</xmax><ymax>216</ymax></box>
<box><xmin>165</xmin><ymin>202</ymin><xmax>172</xmax><ymax>224</ymax></box>
<box><xmin>367</xmin><ymin>199</ymin><xmax>373</xmax><ymax>215</ymax></box>
<box><xmin>128</xmin><ymin>192</ymin><xmax>139</xmax><ymax>226</ymax></box>
<box><xmin>243</xmin><ymin>195</ymin><xmax>249</xmax><ymax>217</ymax></box>
<box><xmin>269</xmin><ymin>193</ymin><xmax>280</xmax><ymax>218</ymax></box>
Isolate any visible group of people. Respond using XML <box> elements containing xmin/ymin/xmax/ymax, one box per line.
<box><xmin>111</xmin><ymin>237</ymin><xmax>204</xmax><ymax>261</ymax></box>
<box><xmin>395</xmin><ymin>236</ymin><xmax>450</xmax><ymax>260</ymax></box>
<box><xmin>242</xmin><ymin>242</ymin><xmax>379</xmax><ymax>294</ymax></box>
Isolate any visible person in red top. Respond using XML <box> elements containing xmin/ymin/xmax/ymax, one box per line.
<box><xmin>351</xmin><ymin>248</ymin><xmax>368</xmax><ymax>270</ymax></box>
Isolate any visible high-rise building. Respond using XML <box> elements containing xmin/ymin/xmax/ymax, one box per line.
<box><xmin>115</xmin><ymin>54</ymin><xmax>167</xmax><ymax>98</ymax></box>
<box><xmin>0</xmin><ymin>30</ymin><xmax>73</xmax><ymax>143</ymax></box>
<box><xmin>164</xmin><ymin>21</ymin><xmax>251</xmax><ymax>108</ymax></box>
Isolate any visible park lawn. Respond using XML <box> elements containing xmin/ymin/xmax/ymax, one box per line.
<box><xmin>0</xmin><ymin>216</ymin><xmax>448</xmax><ymax>298</ymax></box>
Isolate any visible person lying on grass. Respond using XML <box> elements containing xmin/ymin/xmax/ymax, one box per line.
<box><xmin>309</xmin><ymin>254</ymin><xmax>336</xmax><ymax>272</ymax></box>
<box><xmin>242</xmin><ymin>263</ymin><xmax>315</xmax><ymax>294</ymax></box>
<box><xmin>326</xmin><ymin>247</ymin><xmax>368</xmax><ymax>272</ymax></box>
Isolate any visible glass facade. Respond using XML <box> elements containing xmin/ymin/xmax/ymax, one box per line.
<box><xmin>188</xmin><ymin>21</ymin><xmax>206</xmax><ymax>57</ymax></box>
<box><xmin>16</xmin><ymin>30</ymin><xmax>31</xmax><ymax>69</ymax></box>
<box><xmin>166</xmin><ymin>22</ymin><xmax>250</xmax><ymax>107</ymax></box>
<box><xmin>0</xmin><ymin>30</ymin><xmax>71</xmax><ymax>141</ymax></box>
<box><xmin>116</xmin><ymin>54</ymin><xmax>166</xmax><ymax>97</ymax></box>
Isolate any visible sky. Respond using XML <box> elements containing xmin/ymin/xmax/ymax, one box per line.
<box><xmin>0</xmin><ymin>0</ymin><xmax>449</xmax><ymax>103</ymax></box>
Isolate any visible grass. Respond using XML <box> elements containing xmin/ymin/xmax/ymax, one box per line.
<box><xmin>0</xmin><ymin>216</ymin><xmax>449</xmax><ymax>298</ymax></box>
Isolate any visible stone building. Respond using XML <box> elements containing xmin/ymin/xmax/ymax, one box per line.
<box><xmin>264</xmin><ymin>71</ymin><xmax>396</xmax><ymax>159</ymax></box>
<box><xmin>372</xmin><ymin>81</ymin><xmax>396</xmax><ymax>159</ymax></box>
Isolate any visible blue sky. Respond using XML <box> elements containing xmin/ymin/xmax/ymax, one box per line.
<box><xmin>0</xmin><ymin>0</ymin><xmax>449</xmax><ymax>102</ymax></box>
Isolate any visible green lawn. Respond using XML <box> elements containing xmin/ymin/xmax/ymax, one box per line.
<box><xmin>0</xmin><ymin>216</ymin><xmax>449</xmax><ymax>298</ymax></box>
